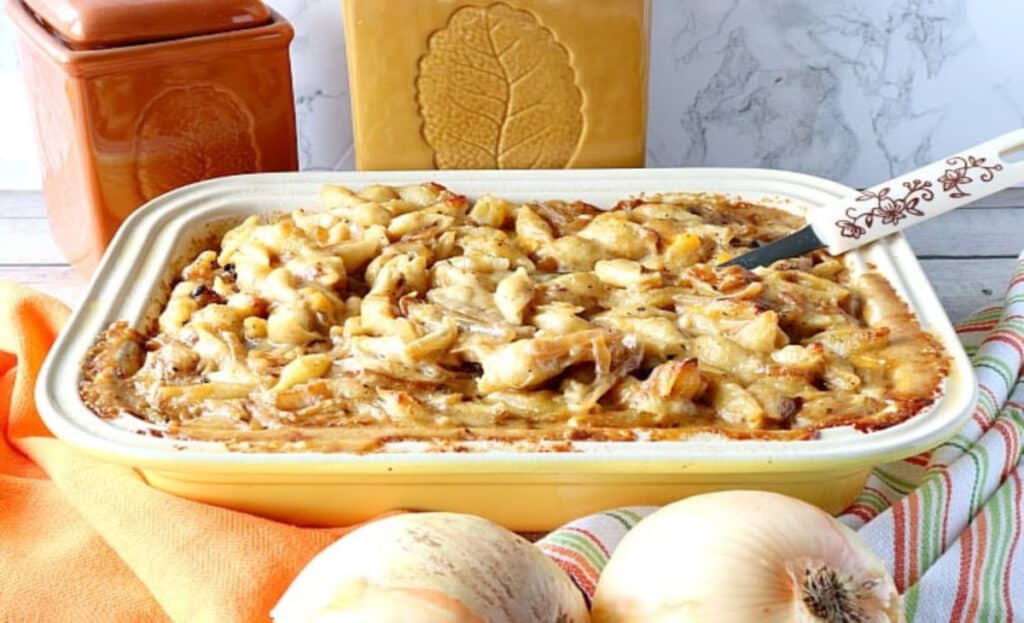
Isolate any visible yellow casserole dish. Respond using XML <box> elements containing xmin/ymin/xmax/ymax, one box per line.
<box><xmin>35</xmin><ymin>169</ymin><xmax>976</xmax><ymax>530</ymax></box>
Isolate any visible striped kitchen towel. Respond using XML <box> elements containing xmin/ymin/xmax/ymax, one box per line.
<box><xmin>538</xmin><ymin>252</ymin><xmax>1024</xmax><ymax>621</ymax></box>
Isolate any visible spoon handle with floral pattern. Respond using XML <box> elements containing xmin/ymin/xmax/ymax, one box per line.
<box><xmin>724</xmin><ymin>129</ymin><xmax>1024</xmax><ymax>269</ymax></box>
<box><xmin>811</xmin><ymin>128</ymin><xmax>1024</xmax><ymax>254</ymax></box>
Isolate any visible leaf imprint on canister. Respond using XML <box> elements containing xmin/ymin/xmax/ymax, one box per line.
<box><xmin>133</xmin><ymin>85</ymin><xmax>261</xmax><ymax>201</ymax></box>
<box><xmin>416</xmin><ymin>3</ymin><xmax>584</xmax><ymax>169</ymax></box>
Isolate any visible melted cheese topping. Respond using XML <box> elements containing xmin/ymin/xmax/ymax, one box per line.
<box><xmin>80</xmin><ymin>183</ymin><xmax>948</xmax><ymax>452</ymax></box>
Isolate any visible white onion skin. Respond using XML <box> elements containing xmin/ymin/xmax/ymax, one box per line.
<box><xmin>591</xmin><ymin>491</ymin><xmax>903</xmax><ymax>623</ymax></box>
<box><xmin>272</xmin><ymin>513</ymin><xmax>589</xmax><ymax>623</ymax></box>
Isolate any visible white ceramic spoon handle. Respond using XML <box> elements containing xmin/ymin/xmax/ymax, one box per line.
<box><xmin>808</xmin><ymin>129</ymin><xmax>1024</xmax><ymax>254</ymax></box>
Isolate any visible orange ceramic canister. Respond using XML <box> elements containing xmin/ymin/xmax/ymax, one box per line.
<box><xmin>343</xmin><ymin>0</ymin><xmax>651</xmax><ymax>171</ymax></box>
<box><xmin>6</xmin><ymin>0</ymin><xmax>299</xmax><ymax>276</ymax></box>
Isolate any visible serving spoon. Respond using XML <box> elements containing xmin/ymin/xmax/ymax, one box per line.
<box><xmin>721</xmin><ymin>129</ymin><xmax>1024</xmax><ymax>269</ymax></box>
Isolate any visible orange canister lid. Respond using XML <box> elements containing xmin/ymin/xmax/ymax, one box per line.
<box><xmin>20</xmin><ymin>0</ymin><xmax>272</xmax><ymax>49</ymax></box>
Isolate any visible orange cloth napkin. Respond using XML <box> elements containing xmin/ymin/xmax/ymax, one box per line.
<box><xmin>0</xmin><ymin>282</ymin><xmax>378</xmax><ymax>622</ymax></box>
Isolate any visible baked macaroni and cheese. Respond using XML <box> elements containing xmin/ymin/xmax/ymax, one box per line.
<box><xmin>80</xmin><ymin>183</ymin><xmax>948</xmax><ymax>451</ymax></box>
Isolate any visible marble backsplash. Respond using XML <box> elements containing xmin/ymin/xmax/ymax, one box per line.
<box><xmin>1</xmin><ymin>0</ymin><xmax>1022</xmax><ymax>188</ymax></box>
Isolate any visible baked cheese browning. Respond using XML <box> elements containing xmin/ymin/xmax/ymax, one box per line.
<box><xmin>80</xmin><ymin>183</ymin><xmax>949</xmax><ymax>452</ymax></box>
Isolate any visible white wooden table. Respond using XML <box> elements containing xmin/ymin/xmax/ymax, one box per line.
<box><xmin>1</xmin><ymin>189</ymin><xmax>1021</xmax><ymax>323</ymax></box>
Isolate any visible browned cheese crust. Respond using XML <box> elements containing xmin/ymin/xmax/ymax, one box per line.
<box><xmin>79</xmin><ymin>184</ymin><xmax>949</xmax><ymax>452</ymax></box>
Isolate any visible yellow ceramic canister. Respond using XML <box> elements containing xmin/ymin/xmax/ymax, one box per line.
<box><xmin>342</xmin><ymin>0</ymin><xmax>651</xmax><ymax>170</ymax></box>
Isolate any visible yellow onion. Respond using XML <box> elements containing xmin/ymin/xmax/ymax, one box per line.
<box><xmin>592</xmin><ymin>491</ymin><xmax>903</xmax><ymax>623</ymax></box>
<box><xmin>272</xmin><ymin>512</ymin><xmax>589</xmax><ymax>623</ymax></box>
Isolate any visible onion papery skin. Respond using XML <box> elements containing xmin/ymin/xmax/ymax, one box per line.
<box><xmin>272</xmin><ymin>513</ymin><xmax>590</xmax><ymax>623</ymax></box>
<box><xmin>591</xmin><ymin>491</ymin><xmax>903</xmax><ymax>623</ymax></box>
